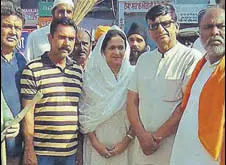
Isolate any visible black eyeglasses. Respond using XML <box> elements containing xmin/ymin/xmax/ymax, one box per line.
<box><xmin>148</xmin><ymin>20</ymin><xmax>175</xmax><ymax>31</ymax></box>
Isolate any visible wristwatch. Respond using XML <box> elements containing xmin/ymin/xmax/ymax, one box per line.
<box><xmin>126</xmin><ymin>134</ymin><xmax>135</xmax><ymax>140</ymax></box>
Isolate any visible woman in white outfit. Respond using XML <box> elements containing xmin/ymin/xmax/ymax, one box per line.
<box><xmin>79</xmin><ymin>25</ymin><xmax>134</xmax><ymax>165</ymax></box>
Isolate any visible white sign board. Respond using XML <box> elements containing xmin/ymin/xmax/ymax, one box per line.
<box><xmin>118</xmin><ymin>0</ymin><xmax>171</xmax><ymax>30</ymax></box>
<box><xmin>174</xmin><ymin>4</ymin><xmax>208</xmax><ymax>23</ymax></box>
<box><xmin>118</xmin><ymin>0</ymin><xmax>171</xmax><ymax>50</ymax></box>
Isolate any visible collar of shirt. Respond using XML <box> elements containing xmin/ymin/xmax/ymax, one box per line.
<box><xmin>157</xmin><ymin>42</ymin><xmax>180</xmax><ymax>59</ymax></box>
<box><xmin>1</xmin><ymin>49</ymin><xmax>17</xmax><ymax>63</ymax></box>
<box><xmin>41</xmin><ymin>52</ymin><xmax>74</xmax><ymax>68</ymax></box>
<box><xmin>206</xmin><ymin>58</ymin><xmax>221</xmax><ymax>69</ymax></box>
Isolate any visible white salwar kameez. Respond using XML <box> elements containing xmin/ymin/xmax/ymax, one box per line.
<box><xmin>79</xmin><ymin>26</ymin><xmax>134</xmax><ymax>165</ymax></box>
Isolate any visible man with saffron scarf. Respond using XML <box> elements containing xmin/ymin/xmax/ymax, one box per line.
<box><xmin>170</xmin><ymin>7</ymin><xmax>225</xmax><ymax>165</ymax></box>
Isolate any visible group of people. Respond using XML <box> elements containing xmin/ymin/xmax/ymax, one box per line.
<box><xmin>1</xmin><ymin>0</ymin><xmax>225</xmax><ymax>165</ymax></box>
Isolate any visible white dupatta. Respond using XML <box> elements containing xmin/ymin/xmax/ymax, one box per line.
<box><xmin>79</xmin><ymin>26</ymin><xmax>134</xmax><ymax>134</ymax></box>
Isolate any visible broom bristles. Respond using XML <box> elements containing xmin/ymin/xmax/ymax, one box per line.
<box><xmin>73</xmin><ymin>0</ymin><xmax>98</xmax><ymax>25</ymax></box>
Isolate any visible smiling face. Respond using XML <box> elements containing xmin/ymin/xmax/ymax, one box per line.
<box><xmin>200</xmin><ymin>8</ymin><xmax>225</xmax><ymax>63</ymax></box>
<box><xmin>48</xmin><ymin>24</ymin><xmax>76</xmax><ymax>60</ymax></box>
<box><xmin>103</xmin><ymin>35</ymin><xmax>126</xmax><ymax>70</ymax></box>
<box><xmin>1</xmin><ymin>15</ymin><xmax>23</xmax><ymax>51</ymax></box>
<box><xmin>147</xmin><ymin>14</ymin><xmax>178</xmax><ymax>53</ymax></box>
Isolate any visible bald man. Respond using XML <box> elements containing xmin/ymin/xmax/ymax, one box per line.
<box><xmin>170</xmin><ymin>7</ymin><xmax>225</xmax><ymax>165</ymax></box>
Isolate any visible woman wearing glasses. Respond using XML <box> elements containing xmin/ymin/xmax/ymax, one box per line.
<box><xmin>127</xmin><ymin>4</ymin><xmax>203</xmax><ymax>165</ymax></box>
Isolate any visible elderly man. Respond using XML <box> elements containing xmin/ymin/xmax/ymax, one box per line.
<box><xmin>69</xmin><ymin>27</ymin><xmax>92</xmax><ymax>69</ymax></box>
<box><xmin>170</xmin><ymin>7</ymin><xmax>225</xmax><ymax>165</ymax></box>
<box><xmin>20</xmin><ymin>18</ymin><xmax>83</xmax><ymax>165</ymax></box>
<box><xmin>193</xmin><ymin>0</ymin><xmax>224</xmax><ymax>55</ymax></box>
<box><xmin>1</xmin><ymin>2</ymin><xmax>27</xmax><ymax>165</ymax></box>
<box><xmin>24</xmin><ymin>0</ymin><xmax>75</xmax><ymax>61</ymax></box>
<box><xmin>127</xmin><ymin>4</ymin><xmax>202</xmax><ymax>165</ymax></box>
<box><xmin>127</xmin><ymin>22</ymin><xmax>150</xmax><ymax>65</ymax></box>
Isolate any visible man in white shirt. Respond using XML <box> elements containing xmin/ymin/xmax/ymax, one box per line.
<box><xmin>192</xmin><ymin>10</ymin><xmax>206</xmax><ymax>54</ymax></box>
<box><xmin>24</xmin><ymin>0</ymin><xmax>75</xmax><ymax>61</ymax></box>
<box><xmin>127</xmin><ymin>4</ymin><xmax>202</xmax><ymax>165</ymax></box>
<box><xmin>170</xmin><ymin>7</ymin><xmax>225</xmax><ymax>165</ymax></box>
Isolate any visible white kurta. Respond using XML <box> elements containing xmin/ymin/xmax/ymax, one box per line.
<box><xmin>170</xmin><ymin>60</ymin><xmax>220</xmax><ymax>165</ymax></box>
<box><xmin>192</xmin><ymin>37</ymin><xmax>206</xmax><ymax>55</ymax></box>
<box><xmin>79</xmin><ymin>26</ymin><xmax>133</xmax><ymax>165</ymax></box>
<box><xmin>128</xmin><ymin>42</ymin><xmax>202</xmax><ymax>165</ymax></box>
<box><xmin>24</xmin><ymin>25</ymin><xmax>50</xmax><ymax>61</ymax></box>
<box><xmin>83</xmin><ymin>110</ymin><xmax>130</xmax><ymax>165</ymax></box>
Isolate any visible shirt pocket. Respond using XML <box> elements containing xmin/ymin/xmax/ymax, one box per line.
<box><xmin>161</xmin><ymin>74</ymin><xmax>183</xmax><ymax>102</ymax></box>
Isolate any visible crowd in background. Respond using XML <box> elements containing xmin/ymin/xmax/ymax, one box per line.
<box><xmin>1</xmin><ymin>0</ymin><xmax>225</xmax><ymax>165</ymax></box>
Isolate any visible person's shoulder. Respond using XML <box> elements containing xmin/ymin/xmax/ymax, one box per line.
<box><xmin>28</xmin><ymin>25</ymin><xmax>50</xmax><ymax>38</ymax></box>
<box><xmin>14</xmin><ymin>51</ymin><xmax>27</xmax><ymax>69</ymax></box>
<box><xmin>177</xmin><ymin>42</ymin><xmax>203</xmax><ymax>58</ymax></box>
<box><xmin>138</xmin><ymin>49</ymin><xmax>157</xmax><ymax>62</ymax></box>
<box><xmin>15</xmin><ymin>51</ymin><xmax>26</xmax><ymax>61</ymax></box>
<box><xmin>69</xmin><ymin>59</ymin><xmax>83</xmax><ymax>74</ymax></box>
<box><xmin>134</xmin><ymin>49</ymin><xmax>157</xmax><ymax>69</ymax></box>
<box><xmin>25</xmin><ymin>56</ymin><xmax>43</xmax><ymax>70</ymax></box>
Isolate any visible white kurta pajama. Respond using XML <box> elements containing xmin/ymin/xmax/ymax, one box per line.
<box><xmin>128</xmin><ymin>43</ymin><xmax>202</xmax><ymax>165</ymax></box>
<box><xmin>24</xmin><ymin>25</ymin><xmax>50</xmax><ymax>61</ymax></box>
<box><xmin>170</xmin><ymin>60</ymin><xmax>221</xmax><ymax>165</ymax></box>
<box><xmin>79</xmin><ymin>26</ymin><xmax>134</xmax><ymax>165</ymax></box>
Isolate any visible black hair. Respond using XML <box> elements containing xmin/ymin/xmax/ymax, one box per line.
<box><xmin>198</xmin><ymin>9</ymin><xmax>206</xmax><ymax>25</ymax></box>
<box><xmin>50</xmin><ymin>17</ymin><xmax>77</xmax><ymax>36</ymax></box>
<box><xmin>145</xmin><ymin>4</ymin><xmax>177</xmax><ymax>22</ymax></box>
<box><xmin>101</xmin><ymin>29</ymin><xmax>127</xmax><ymax>51</ymax></box>
<box><xmin>1</xmin><ymin>1</ymin><xmax>25</xmax><ymax>25</ymax></box>
<box><xmin>215</xmin><ymin>0</ymin><xmax>221</xmax><ymax>4</ymax></box>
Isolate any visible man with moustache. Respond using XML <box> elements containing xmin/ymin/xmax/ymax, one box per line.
<box><xmin>20</xmin><ymin>18</ymin><xmax>83</xmax><ymax>165</ymax></box>
<box><xmin>69</xmin><ymin>27</ymin><xmax>92</xmax><ymax>69</ymax></box>
<box><xmin>127</xmin><ymin>4</ymin><xmax>202</xmax><ymax>165</ymax></box>
<box><xmin>170</xmin><ymin>7</ymin><xmax>225</xmax><ymax>165</ymax></box>
<box><xmin>127</xmin><ymin>22</ymin><xmax>150</xmax><ymax>65</ymax></box>
<box><xmin>193</xmin><ymin>0</ymin><xmax>225</xmax><ymax>55</ymax></box>
<box><xmin>1</xmin><ymin>2</ymin><xmax>27</xmax><ymax>164</ymax></box>
<box><xmin>24</xmin><ymin>0</ymin><xmax>76</xmax><ymax>61</ymax></box>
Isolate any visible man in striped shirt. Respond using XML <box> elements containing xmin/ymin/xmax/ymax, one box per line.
<box><xmin>20</xmin><ymin>17</ymin><xmax>83</xmax><ymax>165</ymax></box>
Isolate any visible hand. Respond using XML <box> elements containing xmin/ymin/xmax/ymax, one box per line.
<box><xmin>152</xmin><ymin>133</ymin><xmax>163</xmax><ymax>144</ymax></box>
<box><xmin>109</xmin><ymin>138</ymin><xmax>130</xmax><ymax>157</ymax></box>
<box><xmin>137</xmin><ymin>131</ymin><xmax>160</xmax><ymax>155</ymax></box>
<box><xmin>5</xmin><ymin>122</ymin><xmax>20</xmax><ymax>139</ymax></box>
<box><xmin>92</xmin><ymin>140</ymin><xmax>112</xmax><ymax>159</ymax></box>
<box><xmin>23</xmin><ymin>148</ymin><xmax>38</xmax><ymax>165</ymax></box>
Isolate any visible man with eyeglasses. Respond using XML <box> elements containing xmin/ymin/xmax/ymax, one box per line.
<box><xmin>170</xmin><ymin>7</ymin><xmax>225</xmax><ymax>165</ymax></box>
<box><xmin>127</xmin><ymin>4</ymin><xmax>202</xmax><ymax>165</ymax></box>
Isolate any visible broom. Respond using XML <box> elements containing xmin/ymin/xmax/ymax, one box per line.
<box><xmin>72</xmin><ymin>0</ymin><xmax>98</xmax><ymax>25</ymax></box>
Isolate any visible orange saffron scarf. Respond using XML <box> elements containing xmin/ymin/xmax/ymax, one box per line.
<box><xmin>180</xmin><ymin>55</ymin><xmax>225</xmax><ymax>165</ymax></box>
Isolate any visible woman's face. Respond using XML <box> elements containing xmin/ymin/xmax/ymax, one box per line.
<box><xmin>103</xmin><ymin>35</ymin><xmax>126</xmax><ymax>69</ymax></box>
